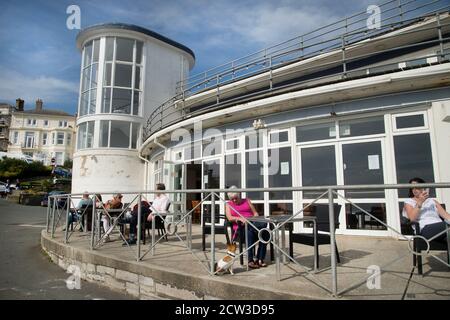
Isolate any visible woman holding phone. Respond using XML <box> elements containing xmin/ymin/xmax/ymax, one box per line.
<box><xmin>403</xmin><ymin>177</ymin><xmax>450</xmax><ymax>244</ymax></box>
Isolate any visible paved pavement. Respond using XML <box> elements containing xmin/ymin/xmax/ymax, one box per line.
<box><xmin>0</xmin><ymin>199</ymin><xmax>137</xmax><ymax>300</ymax></box>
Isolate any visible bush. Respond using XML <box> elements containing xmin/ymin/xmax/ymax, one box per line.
<box><xmin>63</xmin><ymin>159</ymin><xmax>73</xmax><ymax>169</ymax></box>
<box><xmin>0</xmin><ymin>158</ymin><xmax>52</xmax><ymax>181</ymax></box>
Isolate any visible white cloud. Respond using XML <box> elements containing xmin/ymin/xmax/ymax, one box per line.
<box><xmin>0</xmin><ymin>66</ymin><xmax>79</xmax><ymax>104</ymax></box>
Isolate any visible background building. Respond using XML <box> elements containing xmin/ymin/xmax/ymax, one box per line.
<box><xmin>0</xmin><ymin>101</ymin><xmax>16</xmax><ymax>152</ymax></box>
<box><xmin>8</xmin><ymin>99</ymin><xmax>76</xmax><ymax>165</ymax></box>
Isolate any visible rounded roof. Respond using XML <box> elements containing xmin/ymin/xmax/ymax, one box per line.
<box><xmin>76</xmin><ymin>23</ymin><xmax>195</xmax><ymax>61</ymax></box>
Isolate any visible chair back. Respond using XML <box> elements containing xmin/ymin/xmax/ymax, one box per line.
<box><xmin>312</xmin><ymin>204</ymin><xmax>342</xmax><ymax>233</ymax></box>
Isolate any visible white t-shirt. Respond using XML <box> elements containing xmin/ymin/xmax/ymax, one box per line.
<box><xmin>403</xmin><ymin>198</ymin><xmax>442</xmax><ymax>230</ymax></box>
<box><xmin>151</xmin><ymin>194</ymin><xmax>170</xmax><ymax>214</ymax></box>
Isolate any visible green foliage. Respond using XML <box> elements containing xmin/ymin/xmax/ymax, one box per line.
<box><xmin>0</xmin><ymin>157</ymin><xmax>52</xmax><ymax>181</ymax></box>
<box><xmin>63</xmin><ymin>159</ymin><xmax>73</xmax><ymax>169</ymax></box>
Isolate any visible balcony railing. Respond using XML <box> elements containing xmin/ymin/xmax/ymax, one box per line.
<box><xmin>144</xmin><ymin>0</ymin><xmax>450</xmax><ymax>140</ymax></box>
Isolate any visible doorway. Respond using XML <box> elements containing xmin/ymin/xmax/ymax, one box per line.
<box><xmin>186</xmin><ymin>162</ymin><xmax>202</xmax><ymax>224</ymax></box>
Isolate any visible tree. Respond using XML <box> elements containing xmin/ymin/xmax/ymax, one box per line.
<box><xmin>0</xmin><ymin>157</ymin><xmax>52</xmax><ymax>181</ymax></box>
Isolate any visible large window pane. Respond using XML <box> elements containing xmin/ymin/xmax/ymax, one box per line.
<box><xmin>111</xmin><ymin>88</ymin><xmax>131</xmax><ymax>114</ymax></box>
<box><xmin>270</xmin><ymin>203</ymin><xmax>292</xmax><ymax>216</ymax></box>
<box><xmin>394</xmin><ymin>133</ymin><xmax>435</xmax><ymax>198</ymax></box>
<box><xmin>345</xmin><ymin>203</ymin><xmax>387</xmax><ymax>230</ymax></box>
<box><xmin>131</xmin><ymin>123</ymin><xmax>138</xmax><ymax>149</ymax></box>
<box><xmin>102</xmin><ymin>88</ymin><xmax>111</xmax><ymax>113</ymax></box>
<box><xmin>110</xmin><ymin>121</ymin><xmax>130</xmax><ymax>148</ymax></box>
<box><xmin>339</xmin><ymin>116</ymin><xmax>384</xmax><ymax>138</ymax></box>
<box><xmin>342</xmin><ymin>142</ymin><xmax>384</xmax><ymax>198</ymax></box>
<box><xmin>87</xmin><ymin>121</ymin><xmax>94</xmax><ymax>148</ymax></box>
<box><xmin>133</xmin><ymin>91</ymin><xmax>140</xmax><ymax>115</ymax></box>
<box><xmin>89</xmin><ymin>89</ymin><xmax>97</xmax><ymax>114</ymax></box>
<box><xmin>301</xmin><ymin>146</ymin><xmax>336</xmax><ymax>198</ymax></box>
<box><xmin>105</xmin><ymin>37</ymin><xmax>114</xmax><ymax>61</ymax></box>
<box><xmin>100</xmin><ymin>120</ymin><xmax>110</xmax><ymax>147</ymax></box>
<box><xmin>396</xmin><ymin>114</ymin><xmax>425</xmax><ymax>129</ymax></box>
<box><xmin>91</xmin><ymin>64</ymin><xmax>98</xmax><ymax>88</ymax></box>
<box><xmin>268</xmin><ymin>147</ymin><xmax>292</xmax><ymax>200</ymax></box>
<box><xmin>77</xmin><ymin>123</ymin><xmax>86</xmax><ymax>149</ymax></box>
<box><xmin>245</xmin><ymin>132</ymin><xmax>264</xmax><ymax>149</ymax></box>
<box><xmin>203</xmin><ymin>137</ymin><xmax>221</xmax><ymax>157</ymax></box>
<box><xmin>136</xmin><ymin>41</ymin><xmax>143</xmax><ymax>64</ymax></box>
<box><xmin>116</xmin><ymin>38</ymin><xmax>134</xmax><ymax>62</ymax></box>
<box><xmin>82</xmin><ymin>67</ymin><xmax>90</xmax><ymax>92</ymax></box>
<box><xmin>93</xmin><ymin>39</ymin><xmax>100</xmax><ymax>62</ymax></box>
<box><xmin>134</xmin><ymin>66</ymin><xmax>141</xmax><ymax>89</ymax></box>
<box><xmin>104</xmin><ymin>63</ymin><xmax>112</xmax><ymax>86</ymax></box>
<box><xmin>225</xmin><ymin>153</ymin><xmax>241</xmax><ymax>188</ymax></box>
<box><xmin>246</xmin><ymin>150</ymin><xmax>264</xmax><ymax>200</ymax></box>
<box><xmin>114</xmin><ymin>63</ymin><xmax>132</xmax><ymax>88</ymax></box>
<box><xmin>79</xmin><ymin>92</ymin><xmax>89</xmax><ymax>116</ymax></box>
<box><xmin>83</xmin><ymin>41</ymin><xmax>92</xmax><ymax>67</ymax></box>
<box><xmin>297</xmin><ymin>122</ymin><xmax>336</xmax><ymax>142</ymax></box>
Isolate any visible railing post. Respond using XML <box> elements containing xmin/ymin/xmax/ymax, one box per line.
<box><xmin>436</xmin><ymin>13</ymin><xmax>444</xmax><ymax>62</ymax></box>
<box><xmin>137</xmin><ymin>194</ymin><xmax>142</xmax><ymax>261</ymax></box>
<box><xmin>90</xmin><ymin>197</ymin><xmax>96</xmax><ymax>250</ymax></box>
<box><xmin>210</xmin><ymin>194</ymin><xmax>216</xmax><ymax>274</ymax></box>
<box><xmin>51</xmin><ymin>197</ymin><xmax>56</xmax><ymax>238</ymax></box>
<box><xmin>46</xmin><ymin>199</ymin><xmax>50</xmax><ymax>233</ymax></box>
<box><xmin>216</xmin><ymin>75</ymin><xmax>220</xmax><ymax>105</ymax></box>
<box><xmin>341</xmin><ymin>35</ymin><xmax>347</xmax><ymax>79</ymax></box>
<box><xmin>64</xmin><ymin>195</ymin><xmax>70</xmax><ymax>243</ymax></box>
<box><xmin>269</xmin><ymin>57</ymin><xmax>273</xmax><ymax>90</ymax></box>
<box><xmin>328</xmin><ymin>188</ymin><xmax>338</xmax><ymax>296</ymax></box>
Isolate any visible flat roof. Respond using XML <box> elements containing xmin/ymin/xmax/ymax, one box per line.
<box><xmin>76</xmin><ymin>23</ymin><xmax>195</xmax><ymax>61</ymax></box>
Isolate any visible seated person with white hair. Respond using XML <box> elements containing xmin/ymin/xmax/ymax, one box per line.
<box><xmin>225</xmin><ymin>186</ymin><xmax>269</xmax><ymax>269</ymax></box>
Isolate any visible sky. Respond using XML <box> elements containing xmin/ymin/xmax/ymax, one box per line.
<box><xmin>0</xmin><ymin>0</ymin><xmax>409</xmax><ymax>114</ymax></box>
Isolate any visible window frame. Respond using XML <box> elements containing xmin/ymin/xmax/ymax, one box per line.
<box><xmin>392</xmin><ymin>111</ymin><xmax>428</xmax><ymax>132</ymax></box>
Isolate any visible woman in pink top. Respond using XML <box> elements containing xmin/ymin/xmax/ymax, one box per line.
<box><xmin>225</xmin><ymin>186</ymin><xmax>268</xmax><ymax>269</ymax></box>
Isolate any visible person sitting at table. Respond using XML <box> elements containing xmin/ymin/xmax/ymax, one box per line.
<box><xmin>74</xmin><ymin>191</ymin><xmax>93</xmax><ymax>231</ymax></box>
<box><xmin>121</xmin><ymin>200</ymin><xmax>151</xmax><ymax>246</ymax></box>
<box><xmin>403</xmin><ymin>177</ymin><xmax>450</xmax><ymax>244</ymax></box>
<box><xmin>101</xmin><ymin>193</ymin><xmax>123</xmax><ymax>239</ymax></box>
<box><xmin>225</xmin><ymin>186</ymin><xmax>269</xmax><ymax>269</ymax></box>
<box><xmin>147</xmin><ymin>183</ymin><xmax>170</xmax><ymax>222</ymax></box>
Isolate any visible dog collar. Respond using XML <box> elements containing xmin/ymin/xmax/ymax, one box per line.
<box><xmin>227</xmin><ymin>251</ymin><xmax>235</xmax><ymax>257</ymax></box>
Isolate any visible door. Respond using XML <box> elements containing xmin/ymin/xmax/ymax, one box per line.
<box><xmin>162</xmin><ymin>161</ymin><xmax>185</xmax><ymax>222</ymax></box>
<box><xmin>202</xmin><ymin>158</ymin><xmax>221</xmax><ymax>226</ymax></box>
<box><xmin>340</xmin><ymin>140</ymin><xmax>387</xmax><ymax>231</ymax></box>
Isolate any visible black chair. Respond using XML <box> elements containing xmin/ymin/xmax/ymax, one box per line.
<box><xmin>404</xmin><ymin>203</ymin><xmax>449</xmax><ymax>275</ymax></box>
<box><xmin>289</xmin><ymin>204</ymin><xmax>342</xmax><ymax>269</ymax></box>
<box><xmin>145</xmin><ymin>202</ymin><xmax>170</xmax><ymax>241</ymax></box>
<box><xmin>77</xmin><ymin>204</ymin><xmax>94</xmax><ymax>232</ymax></box>
<box><xmin>201</xmin><ymin>212</ymin><xmax>231</xmax><ymax>251</ymax></box>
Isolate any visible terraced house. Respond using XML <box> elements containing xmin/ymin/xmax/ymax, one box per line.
<box><xmin>8</xmin><ymin>99</ymin><xmax>76</xmax><ymax>165</ymax></box>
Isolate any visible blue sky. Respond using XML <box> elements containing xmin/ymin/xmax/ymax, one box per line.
<box><xmin>0</xmin><ymin>0</ymin><xmax>405</xmax><ymax>114</ymax></box>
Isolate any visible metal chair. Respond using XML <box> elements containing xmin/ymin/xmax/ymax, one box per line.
<box><xmin>289</xmin><ymin>204</ymin><xmax>342</xmax><ymax>269</ymax></box>
<box><xmin>403</xmin><ymin>203</ymin><xmax>449</xmax><ymax>275</ymax></box>
<box><xmin>201</xmin><ymin>211</ymin><xmax>231</xmax><ymax>251</ymax></box>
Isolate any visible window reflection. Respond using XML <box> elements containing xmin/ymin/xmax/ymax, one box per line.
<box><xmin>345</xmin><ymin>203</ymin><xmax>387</xmax><ymax>230</ymax></box>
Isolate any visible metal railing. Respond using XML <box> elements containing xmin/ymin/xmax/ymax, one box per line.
<box><xmin>144</xmin><ymin>0</ymin><xmax>450</xmax><ymax>139</ymax></box>
<box><xmin>47</xmin><ymin>183</ymin><xmax>450</xmax><ymax>297</ymax></box>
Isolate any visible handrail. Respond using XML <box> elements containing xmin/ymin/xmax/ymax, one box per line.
<box><xmin>143</xmin><ymin>3</ymin><xmax>450</xmax><ymax>140</ymax></box>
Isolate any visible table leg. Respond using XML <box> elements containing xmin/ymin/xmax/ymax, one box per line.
<box><xmin>281</xmin><ymin>225</ymin><xmax>287</xmax><ymax>264</ymax></box>
<box><xmin>313</xmin><ymin>220</ymin><xmax>318</xmax><ymax>272</ymax></box>
<box><xmin>152</xmin><ymin>215</ymin><xmax>155</xmax><ymax>256</ymax></box>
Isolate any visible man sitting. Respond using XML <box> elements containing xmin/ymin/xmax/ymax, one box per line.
<box><xmin>121</xmin><ymin>201</ymin><xmax>151</xmax><ymax>246</ymax></box>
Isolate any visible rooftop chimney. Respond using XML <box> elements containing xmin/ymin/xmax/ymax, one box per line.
<box><xmin>15</xmin><ymin>98</ymin><xmax>24</xmax><ymax>111</ymax></box>
<box><xmin>36</xmin><ymin>99</ymin><xmax>43</xmax><ymax>111</ymax></box>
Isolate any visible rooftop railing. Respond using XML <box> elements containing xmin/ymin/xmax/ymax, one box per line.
<box><xmin>144</xmin><ymin>0</ymin><xmax>450</xmax><ymax>140</ymax></box>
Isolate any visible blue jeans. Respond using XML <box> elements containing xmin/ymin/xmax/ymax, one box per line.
<box><xmin>246</xmin><ymin>221</ymin><xmax>269</xmax><ymax>262</ymax></box>
<box><xmin>421</xmin><ymin>222</ymin><xmax>448</xmax><ymax>244</ymax></box>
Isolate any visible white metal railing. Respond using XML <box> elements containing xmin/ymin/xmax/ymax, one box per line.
<box><xmin>47</xmin><ymin>183</ymin><xmax>450</xmax><ymax>297</ymax></box>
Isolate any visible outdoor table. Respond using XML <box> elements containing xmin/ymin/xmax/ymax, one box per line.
<box><xmin>94</xmin><ymin>207</ymin><xmax>129</xmax><ymax>245</ymax></box>
<box><xmin>247</xmin><ymin>214</ymin><xmax>318</xmax><ymax>281</ymax></box>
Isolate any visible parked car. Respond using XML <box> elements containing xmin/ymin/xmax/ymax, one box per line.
<box><xmin>41</xmin><ymin>190</ymin><xmax>68</xmax><ymax>208</ymax></box>
<box><xmin>53</xmin><ymin>167</ymin><xmax>71</xmax><ymax>178</ymax></box>
<box><xmin>0</xmin><ymin>181</ymin><xmax>7</xmax><ymax>197</ymax></box>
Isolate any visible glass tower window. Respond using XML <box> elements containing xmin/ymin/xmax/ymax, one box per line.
<box><xmin>102</xmin><ymin>37</ymin><xmax>143</xmax><ymax>115</ymax></box>
<box><xmin>99</xmin><ymin>120</ymin><xmax>140</xmax><ymax>149</ymax></box>
<box><xmin>79</xmin><ymin>39</ymin><xmax>100</xmax><ymax>117</ymax></box>
<box><xmin>77</xmin><ymin>121</ymin><xmax>94</xmax><ymax>150</ymax></box>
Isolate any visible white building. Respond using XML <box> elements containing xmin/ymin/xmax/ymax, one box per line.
<box><xmin>73</xmin><ymin>6</ymin><xmax>450</xmax><ymax>238</ymax></box>
<box><xmin>72</xmin><ymin>23</ymin><xmax>194</xmax><ymax>194</ymax></box>
<box><xmin>8</xmin><ymin>99</ymin><xmax>76</xmax><ymax>165</ymax></box>
<box><xmin>0</xmin><ymin>102</ymin><xmax>16</xmax><ymax>152</ymax></box>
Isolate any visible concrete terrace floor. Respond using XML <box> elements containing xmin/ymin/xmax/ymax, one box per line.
<box><xmin>49</xmin><ymin>222</ymin><xmax>450</xmax><ymax>300</ymax></box>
